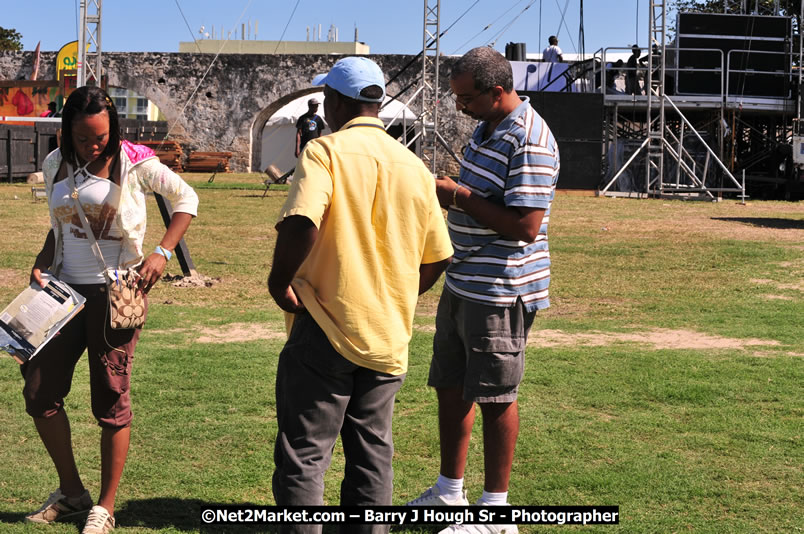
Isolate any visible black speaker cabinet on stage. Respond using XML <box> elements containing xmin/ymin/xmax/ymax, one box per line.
<box><xmin>522</xmin><ymin>91</ymin><xmax>603</xmax><ymax>190</ymax></box>
<box><xmin>676</xmin><ymin>12</ymin><xmax>791</xmax><ymax>97</ymax></box>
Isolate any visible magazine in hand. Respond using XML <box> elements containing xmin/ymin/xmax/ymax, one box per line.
<box><xmin>0</xmin><ymin>273</ymin><xmax>86</xmax><ymax>364</ymax></box>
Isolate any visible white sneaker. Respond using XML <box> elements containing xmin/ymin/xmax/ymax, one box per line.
<box><xmin>25</xmin><ymin>488</ymin><xmax>93</xmax><ymax>524</ymax></box>
<box><xmin>82</xmin><ymin>505</ymin><xmax>115</xmax><ymax>534</ymax></box>
<box><xmin>438</xmin><ymin>500</ymin><xmax>518</xmax><ymax>534</ymax></box>
<box><xmin>439</xmin><ymin>524</ymin><xmax>518</xmax><ymax>534</ymax></box>
<box><xmin>407</xmin><ymin>485</ymin><xmax>470</xmax><ymax>506</ymax></box>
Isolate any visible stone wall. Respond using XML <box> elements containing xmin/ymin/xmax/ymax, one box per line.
<box><xmin>1</xmin><ymin>51</ymin><xmax>474</xmax><ymax>174</ymax></box>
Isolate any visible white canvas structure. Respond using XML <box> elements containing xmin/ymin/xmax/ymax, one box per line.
<box><xmin>259</xmin><ymin>91</ymin><xmax>417</xmax><ymax>174</ymax></box>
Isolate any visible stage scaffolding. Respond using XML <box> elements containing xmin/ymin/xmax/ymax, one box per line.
<box><xmin>592</xmin><ymin>0</ymin><xmax>804</xmax><ymax>199</ymax></box>
<box><xmin>77</xmin><ymin>0</ymin><xmax>103</xmax><ymax>87</ymax></box>
<box><xmin>600</xmin><ymin>0</ymin><xmax>747</xmax><ymax>200</ymax></box>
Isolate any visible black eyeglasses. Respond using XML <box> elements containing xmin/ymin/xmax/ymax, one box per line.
<box><xmin>449</xmin><ymin>87</ymin><xmax>492</xmax><ymax>107</ymax></box>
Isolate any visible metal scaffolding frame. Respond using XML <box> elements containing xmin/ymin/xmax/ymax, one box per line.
<box><xmin>389</xmin><ymin>0</ymin><xmax>460</xmax><ymax>173</ymax></box>
<box><xmin>601</xmin><ymin>0</ymin><xmax>743</xmax><ymax>199</ymax></box>
<box><xmin>419</xmin><ymin>0</ymin><xmax>441</xmax><ymax>173</ymax></box>
<box><xmin>723</xmin><ymin>0</ymin><xmax>781</xmax><ymax>15</ymax></box>
<box><xmin>645</xmin><ymin>0</ymin><xmax>667</xmax><ymax>193</ymax></box>
<box><xmin>77</xmin><ymin>0</ymin><xmax>103</xmax><ymax>86</ymax></box>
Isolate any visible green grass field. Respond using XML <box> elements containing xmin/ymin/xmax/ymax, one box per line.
<box><xmin>0</xmin><ymin>174</ymin><xmax>802</xmax><ymax>533</ymax></box>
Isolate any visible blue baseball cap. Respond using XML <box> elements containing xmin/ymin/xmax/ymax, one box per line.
<box><xmin>312</xmin><ymin>57</ymin><xmax>386</xmax><ymax>102</ymax></box>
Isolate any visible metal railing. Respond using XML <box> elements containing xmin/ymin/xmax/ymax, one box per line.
<box><xmin>593</xmin><ymin>46</ymin><xmax>792</xmax><ymax>102</ymax></box>
<box><xmin>725</xmin><ymin>48</ymin><xmax>792</xmax><ymax>99</ymax></box>
<box><xmin>597</xmin><ymin>46</ymin><xmax>725</xmax><ymax>99</ymax></box>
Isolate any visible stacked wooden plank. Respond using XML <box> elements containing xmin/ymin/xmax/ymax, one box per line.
<box><xmin>184</xmin><ymin>152</ymin><xmax>233</xmax><ymax>173</ymax></box>
<box><xmin>136</xmin><ymin>140</ymin><xmax>183</xmax><ymax>172</ymax></box>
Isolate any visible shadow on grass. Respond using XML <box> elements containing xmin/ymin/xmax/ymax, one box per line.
<box><xmin>712</xmin><ymin>216</ymin><xmax>804</xmax><ymax>230</ymax></box>
<box><xmin>0</xmin><ymin>511</ymin><xmax>85</xmax><ymax>530</ymax></box>
<box><xmin>0</xmin><ymin>501</ymin><xmax>449</xmax><ymax>533</ymax></box>
<box><xmin>0</xmin><ymin>512</ymin><xmax>25</xmax><ymax>524</ymax></box>
<box><xmin>113</xmin><ymin>499</ymin><xmax>446</xmax><ymax>533</ymax></box>
<box><xmin>116</xmin><ymin>497</ymin><xmax>203</xmax><ymax>531</ymax></box>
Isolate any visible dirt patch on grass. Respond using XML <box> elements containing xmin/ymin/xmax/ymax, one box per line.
<box><xmin>150</xmin><ymin>322</ymin><xmax>286</xmax><ymax>343</ymax></box>
<box><xmin>0</xmin><ymin>268</ymin><xmax>24</xmax><ymax>288</ymax></box>
<box><xmin>751</xmin><ymin>278</ymin><xmax>804</xmax><ymax>293</ymax></box>
<box><xmin>527</xmin><ymin>328</ymin><xmax>779</xmax><ymax>352</ymax></box>
<box><xmin>600</xmin><ymin>210</ymin><xmax>804</xmax><ymax>244</ymax></box>
<box><xmin>196</xmin><ymin>323</ymin><xmax>285</xmax><ymax>343</ymax></box>
<box><xmin>777</xmin><ymin>282</ymin><xmax>804</xmax><ymax>291</ymax></box>
<box><xmin>412</xmin><ymin>325</ymin><xmax>780</xmax><ymax>353</ymax></box>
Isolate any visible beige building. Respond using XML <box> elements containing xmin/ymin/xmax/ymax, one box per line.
<box><xmin>178</xmin><ymin>40</ymin><xmax>370</xmax><ymax>55</ymax></box>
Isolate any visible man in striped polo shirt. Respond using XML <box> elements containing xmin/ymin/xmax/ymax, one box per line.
<box><xmin>409</xmin><ymin>47</ymin><xmax>559</xmax><ymax>531</ymax></box>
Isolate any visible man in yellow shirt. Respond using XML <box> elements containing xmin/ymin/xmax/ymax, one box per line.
<box><xmin>268</xmin><ymin>56</ymin><xmax>453</xmax><ymax>533</ymax></box>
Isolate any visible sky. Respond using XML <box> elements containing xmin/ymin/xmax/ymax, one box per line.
<box><xmin>6</xmin><ymin>0</ymin><xmax>669</xmax><ymax>58</ymax></box>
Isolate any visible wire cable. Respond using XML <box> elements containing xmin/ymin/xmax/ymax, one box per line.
<box><xmin>486</xmin><ymin>0</ymin><xmax>538</xmax><ymax>49</ymax></box>
<box><xmin>554</xmin><ymin>0</ymin><xmax>577</xmax><ymax>53</ymax></box>
<box><xmin>158</xmin><ymin>0</ymin><xmax>255</xmax><ymax>149</ymax></box>
<box><xmin>538</xmin><ymin>0</ymin><xmax>542</xmax><ymax>54</ymax></box>
<box><xmin>383</xmin><ymin>0</ymin><xmax>485</xmax><ymax>106</ymax></box>
<box><xmin>386</xmin><ymin>0</ymin><xmax>483</xmax><ymax>88</ymax></box>
<box><xmin>450</xmin><ymin>0</ymin><xmax>527</xmax><ymax>54</ymax></box>
<box><xmin>441</xmin><ymin>0</ymin><xmax>483</xmax><ymax>39</ymax></box>
<box><xmin>274</xmin><ymin>0</ymin><xmax>302</xmax><ymax>54</ymax></box>
<box><xmin>174</xmin><ymin>0</ymin><xmax>203</xmax><ymax>53</ymax></box>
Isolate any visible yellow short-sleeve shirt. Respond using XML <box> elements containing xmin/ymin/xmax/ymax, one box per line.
<box><xmin>278</xmin><ymin>116</ymin><xmax>453</xmax><ymax>375</ymax></box>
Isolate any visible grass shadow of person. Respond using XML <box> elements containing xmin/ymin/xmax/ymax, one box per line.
<box><xmin>711</xmin><ymin>217</ymin><xmax>804</xmax><ymax>230</ymax></box>
<box><xmin>117</xmin><ymin>499</ymin><xmax>451</xmax><ymax>533</ymax></box>
<box><xmin>119</xmin><ymin>498</ymin><xmax>276</xmax><ymax>533</ymax></box>
<box><xmin>0</xmin><ymin>510</ymin><xmax>86</xmax><ymax>531</ymax></box>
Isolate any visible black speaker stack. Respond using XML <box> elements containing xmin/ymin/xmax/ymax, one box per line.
<box><xmin>522</xmin><ymin>91</ymin><xmax>604</xmax><ymax>190</ymax></box>
<box><xmin>675</xmin><ymin>12</ymin><xmax>791</xmax><ymax>98</ymax></box>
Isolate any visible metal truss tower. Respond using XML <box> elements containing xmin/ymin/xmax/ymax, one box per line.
<box><xmin>645</xmin><ymin>0</ymin><xmax>667</xmax><ymax>193</ymax></box>
<box><xmin>77</xmin><ymin>0</ymin><xmax>103</xmax><ymax>86</ymax></box>
<box><xmin>386</xmin><ymin>0</ymin><xmax>459</xmax><ymax>172</ymax></box>
<box><xmin>722</xmin><ymin>0</ymin><xmax>781</xmax><ymax>15</ymax></box>
<box><xmin>419</xmin><ymin>0</ymin><xmax>441</xmax><ymax>173</ymax></box>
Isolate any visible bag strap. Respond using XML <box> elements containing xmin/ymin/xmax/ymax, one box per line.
<box><xmin>67</xmin><ymin>166</ymin><xmax>110</xmax><ymax>274</ymax></box>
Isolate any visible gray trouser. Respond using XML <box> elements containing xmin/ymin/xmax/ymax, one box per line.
<box><xmin>272</xmin><ymin>312</ymin><xmax>405</xmax><ymax>534</ymax></box>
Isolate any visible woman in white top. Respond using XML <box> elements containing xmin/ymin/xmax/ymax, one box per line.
<box><xmin>22</xmin><ymin>86</ymin><xmax>198</xmax><ymax>534</ymax></box>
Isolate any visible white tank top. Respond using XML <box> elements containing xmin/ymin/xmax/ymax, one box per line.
<box><xmin>51</xmin><ymin>173</ymin><xmax>123</xmax><ymax>285</ymax></box>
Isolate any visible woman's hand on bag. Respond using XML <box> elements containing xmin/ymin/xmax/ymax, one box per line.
<box><xmin>136</xmin><ymin>253</ymin><xmax>167</xmax><ymax>294</ymax></box>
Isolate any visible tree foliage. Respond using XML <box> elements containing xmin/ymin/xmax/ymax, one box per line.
<box><xmin>671</xmin><ymin>0</ymin><xmax>801</xmax><ymax>18</ymax></box>
<box><xmin>0</xmin><ymin>26</ymin><xmax>23</xmax><ymax>52</ymax></box>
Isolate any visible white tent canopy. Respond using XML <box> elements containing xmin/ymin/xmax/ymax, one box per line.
<box><xmin>259</xmin><ymin>91</ymin><xmax>417</xmax><ymax>174</ymax></box>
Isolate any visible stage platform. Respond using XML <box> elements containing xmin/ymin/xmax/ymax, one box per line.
<box><xmin>603</xmin><ymin>93</ymin><xmax>795</xmax><ymax>114</ymax></box>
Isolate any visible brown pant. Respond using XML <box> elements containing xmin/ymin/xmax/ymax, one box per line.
<box><xmin>21</xmin><ymin>283</ymin><xmax>145</xmax><ymax>428</ymax></box>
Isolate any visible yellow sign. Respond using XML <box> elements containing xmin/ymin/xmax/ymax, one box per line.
<box><xmin>56</xmin><ymin>41</ymin><xmax>79</xmax><ymax>80</ymax></box>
